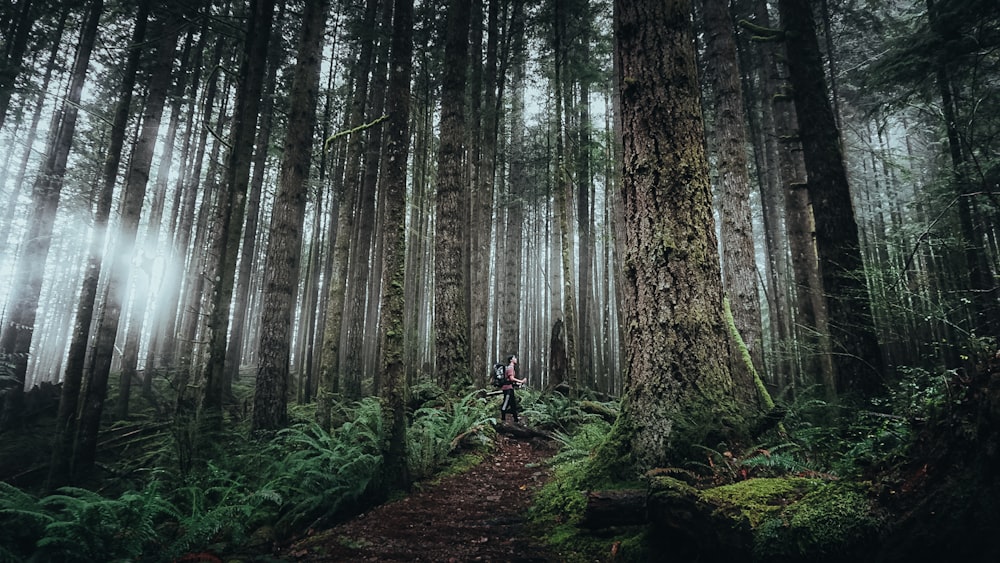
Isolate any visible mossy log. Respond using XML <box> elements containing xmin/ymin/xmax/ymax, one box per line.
<box><xmin>637</xmin><ymin>476</ymin><xmax>880</xmax><ymax>561</ymax></box>
<box><xmin>579</xmin><ymin>476</ymin><xmax>882</xmax><ymax>562</ymax></box>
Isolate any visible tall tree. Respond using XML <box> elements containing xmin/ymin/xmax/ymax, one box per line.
<box><xmin>595</xmin><ymin>0</ymin><xmax>741</xmax><ymax>474</ymax></box>
<box><xmin>779</xmin><ymin>0</ymin><xmax>884</xmax><ymax>395</ymax></box>
<box><xmin>75</xmin><ymin>5</ymin><xmax>185</xmax><ymax>471</ymax></box>
<box><xmin>378</xmin><ymin>0</ymin><xmax>413</xmax><ymax>493</ymax></box>
<box><xmin>0</xmin><ymin>0</ymin><xmax>34</xmax><ymax>132</ymax></box>
<box><xmin>0</xmin><ymin>0</ymin><xmax>102</xmax><ymax>426</ymax></box>
<box><xmin>434</xmin><ymin>0</ymin><xmax>472</xmax><ymax>388</ymax></box>
<box><xmin>702</xmin><ymin>0</ymin><xmax>763</xmax><ymax>402</ymax></box>
<box><xmin>224</xmin><ymin>1</ymin><xmax>287</xmax><ymax>396</ymax></box>
<box><xmin>252</xmin><ymin>0</ymin><xmax>328</xmax><ymax>431</ymax></box>
<box><xmin>200</xmin><ymin>0</ymin><xmax>276</xmax><ymax>427</ymax></box>
<box><xmin>48</xmin><ymin>0</ymin><xmax>150</xmax><ymax>486</ymax></box>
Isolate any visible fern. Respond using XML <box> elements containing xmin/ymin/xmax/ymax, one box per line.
<box><xmin>406</xmin><ymin>390</ymin><xmax>494</xmax><ymax>480</ymax></box>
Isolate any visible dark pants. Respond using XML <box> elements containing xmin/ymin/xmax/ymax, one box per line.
<box><xmin>500</xmin><ymin>388</ymin><xmax>519</xmax><ymax>422</ymax></box>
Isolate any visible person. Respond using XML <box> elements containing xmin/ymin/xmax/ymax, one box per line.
<box><xmin>500</xmin><ymin>354</ymin><xmax>526</xmax><ymax>424</ymax></box>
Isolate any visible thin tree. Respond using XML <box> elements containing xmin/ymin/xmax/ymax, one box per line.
<box><xmin>0</xmin><ymin>0</ymin><xmax>102</xmax><ymax>427</ymax></box>
<box><xmin>75</xmin><ymin>6</ymin><xmax>185</xmax><ymax>471</ymax></box>
<box><xmin>252</xmin><ymin>0</ymin><xmax>328</xmax><ymax>431</ymax></box>
<box><xmin>378</xmin><ymin>0</ymin><xmax>413</xmax><ymax>493</ymax></box>
<box><xmin>48</xmin><ymin>0</ymin><xmax>150</xmax><ymax>486</ymax></box>
<box><xmin>200</xmin><ymin>0</ymin><xmax>276</xmax><ymax>428</ymax></box>
<box><xmin>594</xmin><ymin>0</ymin><xmax>742</xmax><ymax>474</ymax></box>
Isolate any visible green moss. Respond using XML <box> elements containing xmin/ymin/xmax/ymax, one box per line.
<box><xmin>752</xmin><ymin>481</ymin><xmax>881</xmax><ymax>559</ymax></box>
<box><xmin>700</xmin><ymin>477</ymin><xmax>819</xmax><ymax>527</ymax></box>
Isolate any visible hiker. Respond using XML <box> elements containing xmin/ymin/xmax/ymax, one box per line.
<box><xmin>500</xmin><ymin>354</ymin><xmax>526</xmax><ymax>423</ymax></box>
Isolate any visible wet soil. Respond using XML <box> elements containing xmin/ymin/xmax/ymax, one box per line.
<box><xmin>281</xmin><ymin>434</ymin><xmax>561</xmax><ymax>562</ymax></box>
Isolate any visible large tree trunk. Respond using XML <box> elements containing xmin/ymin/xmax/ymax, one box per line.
<box><xmin>378</xmin><ymin>0</ymin><xmax>413</xmax><ymax>494</ymax></box>
<box><xmin>596</xmin><ymin>0</ymin><xmax>741</xmax><ymax>474</ymax></box>
<box><xmin>252</xmin><ymin>0</ymin><xmax>327</xmax><ymax>432</ymax></box>
<box><xmin>702</xmin><ymin>0</ymin><xmax>764</xmax><ymax>405</ymax></box>
<box><xmin>779</xmin><ymin>0</ymin><xmax>884</xmax><ymax>396</ymax></box>
<box><xmin>0</xmin><ymin>0</ymin><xmax>102</xmax><ymax>427</ymax></box>
<box><xmin>434</xmin><ymin>0</ymin><xmax>472</xmax><ymax>388</ymax></box>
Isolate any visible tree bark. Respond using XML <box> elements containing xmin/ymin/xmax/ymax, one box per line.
<box><xmin>201</xmin><ymin>0</ymin><xmax>276</xmax><ymax>428</ymax></box>
<box><xmin>76</xmin><ymin>6</ymin><xmax>181</xmax><ymax>470</ymax></box>
<box><xmin>434</xmin><ymin>0</ymin><xmax>473</xmax><ymax>388</ymax></box>
<box><xmin>252</xmin><ymin>0</ymin><xmax>327</xmax><ymax>432</ymax></box>
<box><xmin>378</xmin><ymin>0</ymin><xmax>413</xmax><ymax>494</ymax></box>
<box><xmin>47</xmin><ymin>0</ymin><xmax>147</xmax><ymax>487</ymax></box>
<box><xmin>596</xmin><ymin>0</ymin><xmax>740</xmax><ymax>474</ymax></box>
<box><xmin>779</xmin><ymin>0</ymin><xmax>885</xmax><ymax>395</ymax></box>
<box><xmin>702</xmin><ymin>0</ymin><xmax>764</xmax><ymax>405</ymax></box>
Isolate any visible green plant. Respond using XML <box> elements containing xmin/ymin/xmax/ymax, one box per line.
<box><xmin>407</xmin><ymin>390</ymin><xmax>494</xmax><ymax>480</ymax></box>
<box><xmin>264</xmin><ymin>401</ymin><xmax>386</xmax><ymax>533</ymax></box>
<box><xmin>30</xmin><ymin>485</ymin><xmax>174</xmax><ymax>562</ymax></box>
<box><xmin>165</xmin><ymin>464</ymin><xmax>278</xmax><ymax>559</ymax></box>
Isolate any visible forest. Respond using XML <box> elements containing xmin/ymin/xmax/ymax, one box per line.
<box><xmin>1</xmin><ymin>0</ymin><xmax>999</xmax><ymax>561</ymax></box>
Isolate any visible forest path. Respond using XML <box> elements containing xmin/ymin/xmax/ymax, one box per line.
<box><xmin>281</xmin><ymin>433</ymin><xmax>561</xmax><ymax>562</ymax></box>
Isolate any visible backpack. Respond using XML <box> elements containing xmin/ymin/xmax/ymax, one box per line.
<box><xmin>490</xmin><ymin>363</ymin><xmax>507</xmax><ymax>388</ymax></box>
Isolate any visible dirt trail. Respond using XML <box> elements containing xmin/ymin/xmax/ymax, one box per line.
<box><xmin>282</xmin><ymin>434</ymin><xmax>560</xmax><ymax>562</ymax></box>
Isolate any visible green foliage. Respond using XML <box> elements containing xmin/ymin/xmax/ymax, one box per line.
<box><xmin>753</xmin><ymin>481</ymin><xmax>882</xmax><ymax>560</ymax></box>
<box><xmin>164</xmin><ymin>464</ymin><xmax>278</xmax><ymax>559</ymax></box>
<box><xmin>264</xmin><ymin>398</ymin><xmax>386</xmax><ymax>533</ymax></box>
<box><xmin>700</xmin><ymin>477</ymin><xmax>819</xmax><ymax>528</ymax></box>
<box><xmin>406</xmin><ymin>390</ymin><xmax>494</xmax><ymax>481</ymax></box>
<box><xmin>518</xmin><ymin>389</ymin><xmax>616</xmax><ymax>432</ymax></box>
<box><xmin>0</xmin><ymin>481</ymin><xmax>177</xmax><ymax>563</ymax></box>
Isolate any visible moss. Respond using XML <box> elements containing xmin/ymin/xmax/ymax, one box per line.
<box><xmin>700</xmin><ymin>477</ymin><xmax>819</xmax><ymax>527</ymax></box>
<box><xmin>752</xmin><ymin>480</ymin><xmax>881</xmax><ymax>560</ymax></box>
<box><xmin>530</xmin><ymin>453</ymin><xmax>648</xmax><ymax>562</ymax></box>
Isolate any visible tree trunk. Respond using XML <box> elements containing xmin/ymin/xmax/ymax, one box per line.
<box><xmin>434</xmin><ymin>0</ymin><xmax>472</xmax><ymax>388</ymax></box>
<box><xmin>224</xmin><ymin>2</ymin><xmax>285</xmax><ymax>399</ymax></box>
<box><xmin>252</xmin><ymin>0</ymin><xmax>327</xmax><ymax>432</ymax></box>
<box><xmin>703</xmin><ymin>0</ymin><xmax>764</xmax><ymax>405</ymax></box>
<box><xmin>378</xmin><ymin>0</ymin><xmax>413</xmax><ymax>494</ymax></box>
<box><xmin>597</xmin><ymin>0</ymin><xmax>740</xmax><ymax>474</ymax></box>
<box><xmin>46</xmin><ymin>0</ymin><xmax>145</xmax><ymax>487</ymax></box>
<box><xmin>0</xmin><ymin>0</ymin><xmax>34</xmax><ymax>132</ymax></box>
<box><xmin>0</xmin><ymin>0</ymin><xmax>102</xmax><ymax>427</ymax></box>
<box><xmin>201</xmin><ymin>0</ymin><xmax>276</xmax><ymax>429</ymax></box>
<box><xmin>779</xmin><ymin>0</ymin><xmax>885</xmax><ymax>395</ymax></box>
<box><xmin>76</xmin><ymin>6</ymin><xmax>181</xmax><ymax>471</ymax></box>
<box><xmin>318</xmin><ymin>0</ymin><xmax>379</xmax><ymax>412</ymax></box>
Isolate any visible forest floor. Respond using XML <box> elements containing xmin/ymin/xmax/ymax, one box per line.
<box><xmin>278</xmin><ymin>432</ymin><xmax>563</xmax><ymax>562</ymax></box>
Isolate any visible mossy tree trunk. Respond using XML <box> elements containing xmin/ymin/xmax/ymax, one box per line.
<box><xmin>378</xmin><ymin>0</ymin><xmax>413</xmax><ymax>493</ymax></box>
<box><xmin>595</xmin><ymin>0</ymin><xmax>742</xmax><ymax>476</ymax></box>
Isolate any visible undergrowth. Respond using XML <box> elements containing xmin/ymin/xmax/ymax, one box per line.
<box><xmin>0</xmin><ymin>386</ymin><xmax>502</xmax><ymax>562</ymax></box>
